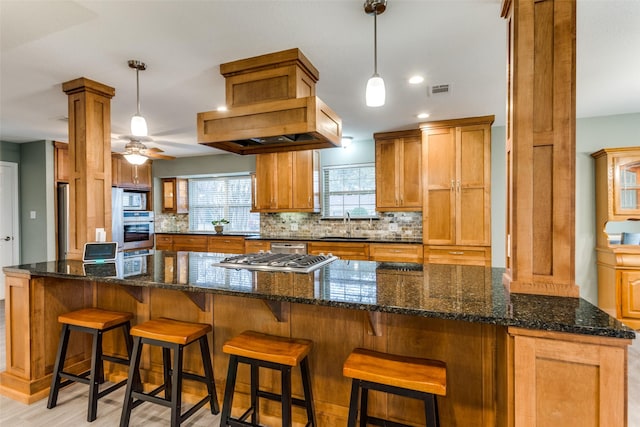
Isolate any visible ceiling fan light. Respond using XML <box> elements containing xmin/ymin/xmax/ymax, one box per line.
<box><xmin>130</xmin><ymin>114</ymin><xmax>148</xmax><ymax>137</ymax></box>
<box><xmin>366</xmin><ymin>75</ymin><xmax>386</xmax><ymax>107</ymax></box>
<box><xmin>123</xmin><ymin>152</ymin><xmax>148</xmax><ymax>165</ymax></box>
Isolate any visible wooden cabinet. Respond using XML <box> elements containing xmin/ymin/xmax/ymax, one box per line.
<box><xmin>54</xmin><ymin>141</ymin><xmax>69</xmax><ymax>182</ymax></box>
<box><xmin>171</xmin><ymin>234</ymin><xmax>208</xmax><ymax>252</ymax></box>
<box><xmin>421</xmin><ymin>116</ymin><xmax>493</xmax><ymax>266</ymax></box>
<box><xmin>374</xmin><ymin>130</ymin><xmax>422</xmax><ymax>211</ymax></box>
<box><xmin>307</xmin><ymin>241</ymin><xmax>369</xmax><ymax>260</ymax></box>
<box><xmin>161</xmin><ymin>178</ymin><xmax>188</xmax><ymax>213</ymax></box>
<box><xmin>112</xmin><ymin>154</ymin><xmax>152</xmax><ymax>189</ymax></box>
<box><xmin>207</xmin><ymin>235</ymin><xmax>245</xmax><ymax>254</ymax></box>
<box><xmin>369</xmin><ymin>243</ymin><xmax>423</xmax><ymax>263</ymax></box>
<box><xmin>245</xmin><ymin>240</ymin><xmax>271</xmax><ymax>253</ymax></box>
<box><xmin>253</xmin><ymin>150</ymin><xmax>319</xmax><ymax>212</ymax></box>
<box><xmin>592</xmin><ymin>147</ymin><xmax>640</xmax><ymax>329</ymax></box>
<box><xmin>155</xmin><ymin>234</ymin><xmax>174</xmax><ymax>250</ymax></box>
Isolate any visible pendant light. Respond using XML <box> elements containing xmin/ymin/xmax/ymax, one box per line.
<box><xmin>364</xmin><ymin>0</ymin><xmax>387</xmax><ymax>107</ymax></box>
<box><xmin>128</xmin><ymin>60</ymin><xmax>148</xmax><ymax>137</ymax></box>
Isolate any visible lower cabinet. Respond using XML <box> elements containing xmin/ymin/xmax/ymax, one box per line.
<box><xmin>155</xmin><ymin>234</ymin><xmax>246</xmax><ymax>254</ymax></box>
<box><xmin>424</xmin><ymin>245</ymin><xmax>491</xmax><ymax>266</ymax></box>
<box><xmin>207</xmin><ymin>235</ymin><xmax>245</xmax><ymax>254</ymax></box>
<box><xmin>307</xmin><ymin>242</ymin><xmax>369</xmax><ymax>260</ymax></box>
<box><xmin>369</xmin><ymin>243</ymin><xmax>423</xmax><ymax>263</ymax></box>
<box><xmin>155</xmin><ymin>234</ymin><xmax>174</xmax><ymax>250</ymax></box>
<box><xmin>172</xmin><ymin>235</ymin><xmax>208</xmax><ymax>252</ymax></box>
<box><xmin>245</xmin><ymin>240</ymin><xmax>271</xmax><ymax>253</ymax></box>
<box><xmin>595</xmin><ymin>248</ymin><xmax>640</xmax><ymax>330</ymax></box>
<box><xmin>619</xmin><ymin>270</ymin><xmax>640</xmax><ymax>320</ymax></box>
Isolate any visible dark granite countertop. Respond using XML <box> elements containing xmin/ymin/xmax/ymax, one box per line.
<box><xmin>154</xmin><ymin>231</ymin><xmax>422</xmax><ymax>244</ymax></box>
<box><xmin>4</xmin><ymin>251</ymin><xmax>635</xmax><ymax>340</ymax></box>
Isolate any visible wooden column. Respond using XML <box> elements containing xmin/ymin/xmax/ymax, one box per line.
<box><xmin>62</xmin><ymin>78</ymin><xmax>115</xmax><ymax>260</ymax></box>
<box><xmin>501</xmin><ymin>0</ymin><xmax>579</xmax><ymax>297</ymax></box>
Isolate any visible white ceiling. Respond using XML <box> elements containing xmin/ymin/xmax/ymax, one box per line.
<box><xmin>1</xmin><ymin>0</ymin><xmax>639</xmax><ymax>158</ymax></box>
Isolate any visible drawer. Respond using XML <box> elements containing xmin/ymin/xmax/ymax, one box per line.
<box><xmin>172</xmin><ymin>235</ymin><xmax>208</xmax><ymax>252</ymax></box>
<box><xmin>425</xmin><ymin>246</ymin><xmax>490</xmax><ymax>266</ymax></box>
<box><xmin>245</xmin><ymin>240</ymin><xmax>271</xmax><ymax>253</ymax></box>
<box><xmin>369</xmin><ymin>243</ymin><xmax>423</xmax><ymax>263</ymax></box>
<box><xmin>155</xmin><ymin>234</ymin><xmax>174</xmax><ymax>251</ymax></box>
<box><xmin>307</xmin><ymin>242</ymin><xmax>369</xmax><ymax>260</ymax></box>
<box><xmin>208</xmin><ymin>236</ymin><xmax>245</xmax><ymax>254</ymax></box>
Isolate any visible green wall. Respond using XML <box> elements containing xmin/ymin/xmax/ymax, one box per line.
<box><xmin>0</xmin><ymin>140</ymin><xmax>21</xmax><ymax>163</ymax></box>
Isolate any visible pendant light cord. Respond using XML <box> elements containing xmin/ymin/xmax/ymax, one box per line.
<box><xmin>135</xmin><ymin>68</ymin><xmax>141</xmax><ymax>115</ymax></box>
<box><xmin>373</xmin><ymin>10</ymin><xmax>378</xmax><ymax>75</ymax></box>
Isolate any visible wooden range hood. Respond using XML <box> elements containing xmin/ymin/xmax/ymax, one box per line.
<box><xmin>197</xmin><ymin>48</ymin><xmax>342</xmax><ymax>155</ymax></box>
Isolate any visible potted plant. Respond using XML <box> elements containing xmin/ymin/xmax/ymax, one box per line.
<box><xmin>212</xmin><ymin>218</ymin><xmax>229</xmax><ymax>234</ymax></box>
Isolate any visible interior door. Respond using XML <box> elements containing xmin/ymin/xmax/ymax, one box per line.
<box><xmin>0</xmin><ymin>161</ymin><xmax>20</xmax><ymax>300</ymax></box>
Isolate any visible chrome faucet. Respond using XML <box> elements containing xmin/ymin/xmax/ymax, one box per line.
<box><xmin>345</xmin><ymin>211</ymin><xmax>352</xmax><ymax>236</ymax></box>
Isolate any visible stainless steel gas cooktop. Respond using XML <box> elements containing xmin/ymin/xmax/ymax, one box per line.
<box><xmin>213</xmin><ymin>252</ymin><xmax>338</xmax><ymax>273</ymax></box>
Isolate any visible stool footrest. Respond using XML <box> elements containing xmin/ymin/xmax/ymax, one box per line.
<box><xmin>257</xmin><ymin>389</ymin><xmax>308</xmax><ymax>409</ymax></box>
<box><xmin>59</xmin><ymin>370</ymin><xmax>91</xmax><ymax>385</ymax></box>
<box><xmin>364</xmin><ymin>416</ymin><xmax>416</xmax><ymax>427</ymax></box>
<box><xmin>96</xmin><ymin>379</ymin><xmax>128</xmax><ymax>399</ymax></box>
<box><xmin>102</xmin><ymin>355</ymin><xmax>130</xmax><ymax>366</ymax></box>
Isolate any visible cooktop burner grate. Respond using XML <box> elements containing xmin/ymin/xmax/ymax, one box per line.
<box><xmin>213</xmin><ymin>252</ymin><xmax>338</xmax><ymax>273</ymax></box>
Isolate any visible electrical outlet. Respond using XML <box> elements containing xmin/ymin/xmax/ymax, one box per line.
<box><xmin>389</xmin><ymin>223</ymin><xmax>398</xmax><ymax>232</ymax></box>
<box><xmin>30</xmin><ymin>210</ymin><xmax>36</xmax><ymax>219</ymax></box>
<box><xmin>290</xmin><ymin>223</ymin><xmax>298</xmax><ymax>232</ymax></box>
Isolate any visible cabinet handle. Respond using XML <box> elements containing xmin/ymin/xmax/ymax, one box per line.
<box><xmin>450</xmin><ymin>180</ymin><xmax>455</xmax><ymax>190</ymax></box>
<box><xmin>449</xmin><ymin>251</ymin><xmax>464</xmax><ymax>255</ymax></box>
<box><xmin>457</xmin><ymin>180</ymin><xmax>461</xmax><ymax>192</ymax></box>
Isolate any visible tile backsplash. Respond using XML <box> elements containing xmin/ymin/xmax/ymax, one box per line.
<box><xmin>156</xmin><ymin>212</ymin><xmax>422</xmax><ymax>240</ymax></box>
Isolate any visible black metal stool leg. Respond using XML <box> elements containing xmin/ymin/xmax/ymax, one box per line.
<box><xmin>300</xmin><ymin>357</ymin><xmax>316</xmax><ymax>426</ymax></box>
<box><xmin>250</xmin><ymin>362</ymin><xmax>259</xmax><ymax>425</ymax></box>
<box><xmin>198</xmin><ymin>336</ymin><xmax>219</xmax><ymax>414</ymax></box>
<box><xmin>87</xmin><ymin>329</ymin><xmax>103</xmax><ymax>422</ymax></box>
<box><xmin>221</xmin><ymin>355</ymin><xmax>239</xmax><ymax>426</ymax></box>
<box><xmin>163</xmin><ymin>347</ymin><xmax>172</xmax><ymax>401</ymax></box>
<box><xmin>347</xmin><ymin>379</ymin><xmax>360</xmax><ymax>427</ymax></box>
<box><xmin>425</xmin><ymin>394</ymin><xmax>439</xmax><ymax>427</ymax></box>
<box><xmin>170</xmin><ymin>343</ymin><xmax>183</xmax><ymax>427</ymax></box>
<box><xmin>120</xmin><ymin>336</ymin><xmax>143</xmax><ymax>427</ymax></box>
<box><xmin>281</xmin><ymin>365</ymin><xmax>292</xmax><ymax>427</ymax></box>
<box><xmin>359</xmin><ymin>385</ymin><xmax>368</xmax><ymax>427</ymax></box>
<box><xmin>47</xmin><ymin>324</ymin><xmax>71</xmax><ymax>409</ymax></box>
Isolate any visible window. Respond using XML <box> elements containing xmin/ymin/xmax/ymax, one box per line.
<box><xmin>322</xmin><ymin>164</ymin><xmax>376</xmax><ymax>218</ymax></box>
<box><xmin>188</xmin><ymin>175</ymin><xmax>259</xmax><ymax>232</ymax></box>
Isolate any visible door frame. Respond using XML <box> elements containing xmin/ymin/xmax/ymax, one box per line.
<box><xmin>1</xmin><ymin>161</ymin><xmax>20</xmax><ymax>298</ymax></box>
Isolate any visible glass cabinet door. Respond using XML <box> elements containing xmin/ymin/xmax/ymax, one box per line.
<box><xmin>613</xmin><ymin>157</ymin><xmax>640</xmax><ymax>215</ymax></box>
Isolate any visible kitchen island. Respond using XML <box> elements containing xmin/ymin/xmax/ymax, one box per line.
<box><xmin>1</xmin><ymin>251</ymin><xmax>635</xmax><ymax>426</ymax></box>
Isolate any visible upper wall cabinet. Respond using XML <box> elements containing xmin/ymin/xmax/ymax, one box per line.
<box><xmin>54</xmin><ymin>141</ymin><xmax>69</xmax><ymax>182</ymax></box>
<box><xmin>252</xmin><ymin>150</ymin><xmax>319</xmax><ymax>213</ymax></box>
<box><xmin>374</xmin><ymin>129</ymin><xmax>422</xmax><ymax>211</ymax></box>
<box><xmin>162</xmin><ymin>178</ymin><xmax>189</xmax><ymax>213</ymax></box>
<box><xmin>421</xmin><ymin>116</ymin><xmax>493</xmax><ymax>265</ymax></box>
<box><xmin>112</xmin><ymin>154</ymin><xmax>152</xmax><ymax>189</ymax></box>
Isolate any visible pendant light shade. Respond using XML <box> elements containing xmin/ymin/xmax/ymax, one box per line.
<box><xmin>128</xmin><ymin>60</ymin><xmax>148</xmax><ymax>137</ymax></box>
<box><xmin>366</xmin><ymin>74</ymin><xmax>385</xmax><ymax>107</ymax></box>
<box><xmin>130</xmin><ymin>114</ymin><xmax>148</xmax><ymax>137</ymax></box>
<box><xmin>364</xmin><ymin>0</ymin><xmax>387</xmax><ymax>107</ymax></box>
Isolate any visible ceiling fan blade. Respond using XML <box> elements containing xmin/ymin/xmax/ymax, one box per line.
<box><xmin>146</xmin><ymin>152</ymin><xmax>175</xmax><ymax>160</ymax></box>
<box><xmin>144</xmin><ymin>147</ymin><xmax>165</xmax><ymax>153</ymax></box>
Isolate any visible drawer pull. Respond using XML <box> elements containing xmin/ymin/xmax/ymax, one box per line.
<box><xmin>449</xmin><ymin>251</ymin><xmax>464</xmax><ymax>255</ymax></box>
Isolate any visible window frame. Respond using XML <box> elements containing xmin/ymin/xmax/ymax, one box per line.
<box><xmin>321</xmin><ymin>162</ymin><xmax>378</xmax><ymax>219</ymax></box>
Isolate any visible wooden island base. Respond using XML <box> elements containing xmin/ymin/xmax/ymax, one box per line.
<box><xmin>1</xmin><ymin>273</ymin><xmax>631</xmax><ymax>426</ymax></box>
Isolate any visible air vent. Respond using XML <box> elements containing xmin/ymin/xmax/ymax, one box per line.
<box><xmin>430</xmin><ymin>84</ymin><xmax>450</xmax><ymax>95</ymax></box>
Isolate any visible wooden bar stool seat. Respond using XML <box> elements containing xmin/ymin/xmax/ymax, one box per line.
<box><xmin>221</xmin><ymin>330</ymin><xmax>316</xmax><ymax>427</ymax></box>
<box><xmin>119</xmin><ymin>318</ymin><xmax>219</xmax><ymax>427</ymax></box>
<box><xmin>343</xmin><ymin>348</ymin><xmax>447</xmax><ymax>427</ymax></box>
<box><xmin>47</xmin><ymin>308</ymin><xmax>134</xmax><ymax>422</ymax></box>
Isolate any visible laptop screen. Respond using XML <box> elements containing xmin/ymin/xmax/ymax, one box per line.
<box><xmin>83</xmin><ymin>242</ymin><xmax>118</xmax><ymax>263</ymax></box>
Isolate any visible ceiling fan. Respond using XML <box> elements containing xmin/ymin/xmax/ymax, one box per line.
<box><xmin>120</xmin><ymin>59</ymin><xmax>176</xmax><ymax>164</ymax></box>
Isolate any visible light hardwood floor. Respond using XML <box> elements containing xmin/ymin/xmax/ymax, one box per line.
<box><xmin>0</xmin><ymin>300</ymin><xmax>638</xmax><ymax>426</ymax></box>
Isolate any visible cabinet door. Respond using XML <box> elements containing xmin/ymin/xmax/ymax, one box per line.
<box><xmin>424</xmin><ymin>127</ymin><xmax>456</xmax><ymax>245</ymax></box>
<box><xmin>613</xmin><ymin>156</ymin><xmax>640</xmax><ymax>216</ymax></box>
<box><xmin>274</xmin><ymin>152</ymin><xmax>293</xmax><ymax>209</ymax></box>
<box><xmin>456</xmin><ymin>124</ymin><xmax>491</xmax><ymax>246</ymax></box>
<box><xmin>135</xmin><ymin>162</ymin><xmax>152</xmax><ymax>189</ymax></box>
<box><xmin>254</xmin><ymin>153</ymin><xmax>276</xmax><ymax>210</ymax></box>
<box><xmin>620</xmin><ymin>270</ymin><xmax>640</xmax><ymax>319</ymax></box>
<box><xmin>162</xmin><ymin>178</ymin><xmax>177</xmax><ymax>212</ymax></box>
<box><xmin>55</xmin><ymin>143</ymin><xmax>69</xmax><ymax>182</ymax></box>
<box><xmin>400</xmin><ymin>135</ymin><xmax>422</xmax><ymax>208</ymax></box>
<box><xmin>376</xmin><ymin>139</ymin><xmax>399</xmax><ymax>209</ymax></box>
<box><xmin>155</xmin><ymin>234</ymin><xmax>174</xmax><ymax>250</ymax></box>
<box><xmin>292</xmin><ymin>150</ymin><xmax>318</xmax><ymax>211</ymax></box>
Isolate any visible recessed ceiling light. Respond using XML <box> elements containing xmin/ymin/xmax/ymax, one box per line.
<box><xmin>408</xmin><ymin>75</ymin><xmax>424</xmax><ymax>85</ymax></box>
<box><xmin>417</xmin><ymin>113</ymin><xmax>430</xmax><ymax>119</ymax></box>
<box><xmin>217</xmin><ymin>106</ymin><xmax>228</xmax><ymax>112</ymax></box>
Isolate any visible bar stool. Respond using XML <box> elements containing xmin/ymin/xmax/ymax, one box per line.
<box><xmin>47</xmin><ymin>307</ymin><xmax>134</xmax><ymax>422</ymax></box>
<box><xmin>221</xmin><ymin>330</ymin><xmax>316</xmax><ymax>427</ymax></box>
<box><xmin>343</xmin><ymin>348</ymin><xmax>447</xmax><ymax>427</ymax></box>
<box><xmin>119</xmin><ymin>317</ymin><xmax>219</xmax><ymax>427</ymax></box>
